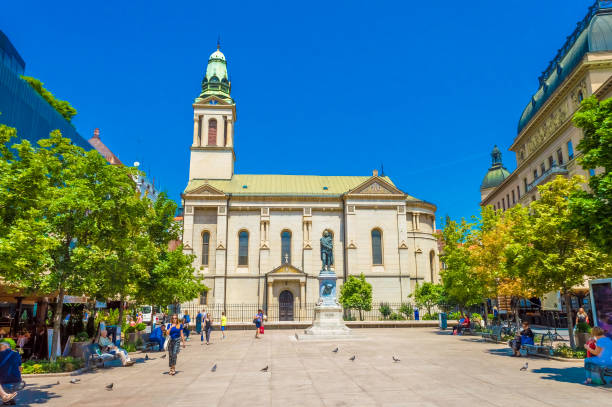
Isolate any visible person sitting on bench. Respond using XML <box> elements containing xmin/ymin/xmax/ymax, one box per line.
<box><xmin>0</xmin><ymin>340</ymin><xmax>22</xmax><ymax>404</ymax></box>
<box><xmin>510</xmin><ymin>321</ymin><xmax>534</xmax><ymax>356</ymax></box>
<box><xmin>583</xmin><ymin>327</ymin><xmax>612</xmax><ymax>385</ymax></box>
<box><xmin>98</xmin><ymin>330</ymin><xmax>134</xmax><ymax>366</ymax></box>
<box><xmin>149</xmin><ymin>324</ymin><xmax>166</xmax><ymax>351</ymax></box>
<box><xmin>453</xmin><ymin>312</ymin><xmax>470</xmax><ymax>335</ymax></box>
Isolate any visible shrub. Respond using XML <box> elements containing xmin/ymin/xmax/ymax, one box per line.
<box><xmin>75</xmin><ymin>331</ymin><xmax>89</xmax><ymax>342</ymax></box>
<box><xmin>422</xmin><ymin>313</ymin><xmax>439</xmax><ymax>320</ymax></box>
<box><xmin>470</xmin><ymin>313</ymin><xmax>482</xmax><ymax>322</ymax></box>
<box><xmin>136</xmin><ymin>323</ymin><xmax>147</xmax><ymax>332</ymax></box>
<box><xmin>448</xmin><ymin>311</ymin><xmax>461</xmax><ymax>320</ymax></box>
<box><xmin>399</xmin><ymin>303</ymin><xmax>414</xmax><ymax>320</ymax></box>
<box><xmin>389</xmin><ymin>312</ymin><xmax>405</xmax><ymax>321</ymax></box>
<box><xmin>575</xmin><ymin>322</ymin><xmax>591</xmax><ymax>334</ymax></box>
<box><xmin>22</xmin><ymin>357</ymin><xmax>83</xmax><ymax>374</ymax></box>
<box><xmin>125</xmin><ymin>325</ymin><xmax>136</xmax><ymax>334</ymax></box>
<box><xmin>343</xmin><ymin>315</ymin><xmax>356</xmax><ymax>321</ymax></box>
<box><xmin>135</xmin><ymin>338</ymin><xmax>144</xmax><ymax>347</ymax></box>
<box><xmin>487</xmin><ymin>313</ymin><xmax>494</xmax><ymax>321</ymax></box>
<box><xmin>378</xmin><ymin>303</ymin><xmax>392</xmax><ymax>320</ymax></box>
<box><xmin>554</xmin><ymin>344</ymin><xmax>587</xmax><ymax>359</ymax></box>
<box><xmin>124</xmin><ymin>343</ymin><xmax>137</xmax><ymax>353</ymax></box>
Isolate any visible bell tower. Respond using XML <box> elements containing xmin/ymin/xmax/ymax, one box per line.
<box><xmin>188</xmin><ymin>43</ymin><xmax>236</xmax><ymax>180</ymax></box>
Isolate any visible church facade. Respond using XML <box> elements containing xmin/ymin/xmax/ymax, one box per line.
<box><xmin>181</xmin><ymin>46</ymin><xmax>439</xmax><ymax>319</ymax></box>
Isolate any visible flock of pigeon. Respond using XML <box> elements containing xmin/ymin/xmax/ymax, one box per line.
<box><xmin>54</xmin><ymin>349</ymin><xmax>531</xmax><ymax>392</ymax></box>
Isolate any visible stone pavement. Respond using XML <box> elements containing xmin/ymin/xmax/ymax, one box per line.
<box><xmin>17</xmin><ymin>328</ymin><xmax>611</xmax><ymax>407</ymax></box>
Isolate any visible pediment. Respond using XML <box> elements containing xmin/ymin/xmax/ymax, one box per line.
<box><xmin>346</xmin><ymin>177</ymin><xmax>405</xmax><ymax>197</ymax></box>
<box><xmin>186</xmin><ymin>183</ymin><xmax>226</xmax><ymax>196</ymax></box>
<box><xmin>193</xmin><ymin>95</ymin><xmax>232</xmax><ymax>106</ymax></box>
<box><xmin>267</xmin><ymin>264</ymin><xmax>305</xmax><ymax>275</ymax></box>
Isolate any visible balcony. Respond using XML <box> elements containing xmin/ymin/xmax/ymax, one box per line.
<box><xmin>526</xmin><ymin>163</ymin><xmax>569</xmax><ymax>193</ymax></box>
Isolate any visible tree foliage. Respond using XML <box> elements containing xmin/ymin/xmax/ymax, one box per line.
<box><xmin>21</xmin><ymin>76</ymin><xmax>77</xmax><ymax>123</ymax></box>
<box><xmin>570</xmin><ymin>96</ymin><xmax>612</xmax><ymax>254</ymax></box>
<box><xmin>339</xmin><ymin>273</ymin><xmax>372</xmax><ymax>321</ymax></box>
<box><xmin>410</xmin><ymin>282</ymin><xmax>444</xmax><ymax>316</ymax></box>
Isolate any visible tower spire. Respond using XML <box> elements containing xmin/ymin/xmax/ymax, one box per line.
<box><xmin>217</xmin><ymin>35</ymin><xmax>221</xmax><ymax>50</ymax></box>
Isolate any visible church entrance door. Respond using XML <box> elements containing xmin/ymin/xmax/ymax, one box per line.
<box><xmin>279</xmin><ymin>290</ymin><xmax>294</xmax><ymax>321</ymax></box>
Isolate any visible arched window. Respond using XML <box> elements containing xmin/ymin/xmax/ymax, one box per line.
<box><xmin>208</xmin><ymin>119</ymin><xmax>217</xmax><ymax>146</ymax></box>
<box><xmin>281</xmin><ymin>230</ymin><xmax>291</xmax><ymax>264</ymax></box>
<box><xmin>202</xmin><ymin>231</ymin><xmax>210</xmax><ymax>266</ymax></box>
<box><xmin>238</xmin><ymin>230</ymin><xmax>249</xmax><ymax>266</ymax></box>
<box><xmin>371</xmin><ymin>229</ymin><xmax>383</xmax><ymax>265</ymax></box>
<box><xmin>429</xmin><ymin>250</ymin><xmax>435</xmax><ymax>282</ymax></box>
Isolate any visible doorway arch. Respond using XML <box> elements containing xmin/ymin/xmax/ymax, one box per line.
<box><xmin>279</xmin><ymin>290</ymin><xmax>294</xmax><ymax>321</ymax></box>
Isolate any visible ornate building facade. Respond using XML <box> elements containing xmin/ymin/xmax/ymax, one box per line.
<box><xmin>481</xmin><ymin>1</ymin><xmax>612</xmax><ymax>209</ymax></box>
<box><xmin>181</xmin><ymin>46</ymin><xmax>439</xmax><ymax>319</ymax></box>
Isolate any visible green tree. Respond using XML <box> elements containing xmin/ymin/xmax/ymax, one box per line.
<box><xmin>570</xmin><ymin>96</ymin><xmax>612</xmax><ymax>254</ymax></box>
<box><xmin>339</xmin><ymin>273</ymin><xmax>372</xmax><ymax>321</ymax></box>
<box><xmin>410</xmin><ymin>282</ymin><xmax>443</xmax><ymax>316</ymax></box>
<box><xmin>21</xmin><ymin>76</ymin><xmax>77</xmax><ymax>122</ymax></box>
<box><xmin>439</xmin><ymin>217</ymin><xmax>484</xmax><ymax>311</ymax></box>
<box><xmin>378</xmin><ymin>303</ymin><xmax>392</xmax><ymax>320</ymax></box>
<box><xmin>518</xmin><ymin>176</ymin><xmax>611</xmax><ymax>348</ymax></box>
<box><xmin>0</xmin><ymin>130</ymin><xmax>137</xmax><ymax>359</ymax></box>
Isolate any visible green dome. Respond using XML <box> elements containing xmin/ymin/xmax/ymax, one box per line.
<box><xmin>197</xmin><ymin>45</ymin><xmax>232</xmax><ymax>102</ymax></box>
<box><xmin>481</xmin><ymin>145</ymin><xmax>510</xmax><ymax>189</ymax></box>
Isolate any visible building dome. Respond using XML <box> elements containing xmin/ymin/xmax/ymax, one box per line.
<box><xmin>197</xmin><ymin>43</ymin><xmax>233</xmax><ymax>103</ymax></box>
<box><xmin>481</xmin><ymin>145</ymin><xmax>510</xmax><ymax>190</ymax></box>
<box><xmin>518</xmin><ymin>5</ymin><xmax>612</xmax><ymax>133</ymax></box>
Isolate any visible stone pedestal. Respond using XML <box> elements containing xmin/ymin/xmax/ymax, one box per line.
<box><xmin>297</xmin><ymin>269</ymin><xmax>351</xmax><ymax>340</ymax></box>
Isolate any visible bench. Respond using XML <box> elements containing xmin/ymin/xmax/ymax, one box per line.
<box><xmin>480</xmin><ymin>326</ymin><xmax>503</xmax><ymax>343</ymax></box>
<box><xmin>461</xmin><ymin>322</ymin><xmax>478</xmax><ymax>336</ymax></box>
<box><xmin>84</xmin><ymin>344</ymin><xmax>120</xmax><ymax>368</ymax></box>
<box><xmin>520</xmin><ymin>343</ymin><xmax>554</xmax><ymax>357</ymax></box>
<box><xmin>585</xmin><ymin>363</ymin><xmax>612</xmax><ymax>385</ymax></box>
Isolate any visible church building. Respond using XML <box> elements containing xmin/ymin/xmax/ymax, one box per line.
<box><xmin>181</xmin><ymin>45</ymin><xmax>439</xmax><ymax>319</ymax></box>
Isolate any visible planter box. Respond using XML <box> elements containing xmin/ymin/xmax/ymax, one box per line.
<box><xmin>70</xmin><ymin>342</ymin><xmax>89</xmax><ymax>359</ymax></box>
<box><xmin>575</xmin><ymin>332</ymin><xmax>590</xmax><ymax>348</ymax></box>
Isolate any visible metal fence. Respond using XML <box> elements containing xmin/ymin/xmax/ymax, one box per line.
<box><xmin>176</xmin><ymin>302</ymin><xmax>445</xmax><ymax>323</ymax></box>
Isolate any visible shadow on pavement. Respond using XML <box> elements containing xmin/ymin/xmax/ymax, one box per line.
<box><xmin>485</xmin><ymin>348</ymin><xmax>513</xmax><ymax>357</ymax></box>
<box><xmin>15</xmin><ymin>383</ymin><xmax>61</xmax><ymax>406</ymax></box>
<box><xmin>532</xmin><ymin>366</ymin><xmax>585</xmax><ymax>384</ymax></box>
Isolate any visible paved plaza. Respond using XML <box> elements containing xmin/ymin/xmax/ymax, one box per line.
<box><xmin>18</xmin><ymin>328</ymin><xmax>611</xmax><ymax>407</ymax></box>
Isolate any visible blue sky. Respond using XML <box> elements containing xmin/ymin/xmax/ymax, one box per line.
<box><xmin>1</xmin><ymin>0</ymin><xmax>593</xmax><ymax>222</ymax></box>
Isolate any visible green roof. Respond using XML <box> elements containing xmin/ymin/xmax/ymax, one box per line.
<box><xmin>518</xmin><ymin>5</ymin><xmax>612</xmax><ymax>133</ymax></box>
<box><xmin>185</xmin><ymin>174</ymin><xmax>420</xmax><ymax>199</ymax></box>
<box><xmin>481</xmin><ymin>167</ymin><xmax>510</xmax><ymax>189</ymax></box>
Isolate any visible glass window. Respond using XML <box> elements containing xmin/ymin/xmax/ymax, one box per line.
<box><xmin>202</xmin><ymin>231</ymin><xmax>210</xmax><ymax>266</ymax></box>
<box><xmin>506</xmin><ymin>194</ymin><xmax>510</xmax><ymax>208</ymax></box>
<box><xmin>517</xmin><ymin>185</ymin><xmax>520</xmax><ymax>199</ymax></box>
<box><xmin>371</xmin><ymin>229</ymin><xmax>383</xmax><ymax>265</ymax></box>
<box><xmin>281</xmin><ymin>230</ymin><xmax>291</xmax><ymax>264</ymax></box>
<box><xmin>540</xmin><ymin>163</ymin><xmax>545</xmax><ymax>174</ymax></box>
<box><xmin>502</xmin><ymin>198</ymin><xmax>506</xmax><ymax>210</ymax></box>
<box><xmin>548</xmin><ymin>156</ymin><xmax>554</xmax><ymax>168</ymax></box>
<box><xmin>238</xmin><ymin>230</ymin><xmax>249</xmax><ymax>266</ymax></box>
<box><xmin>567</xmin><ymin>140</ymin><xmax>574</xmax><ymax>160</ymax></box>
<box><xmin>512</xmin><ymin>190</ymin><xmax>515</xmax><ymax>204</ymax></box>
<box><xmin>523</xmin><ymin>178</ymin><xmax>528</xmax><ymax>192</ymax></box>
<box><xmin>557</xmin><ymin>149</ymin><xmax>564</xmax><ymax>165</ymax></box>
<box><xmin>533</xmin><ymin>169</ymin><xmax>538</xmax><ymax>180</ymax></box>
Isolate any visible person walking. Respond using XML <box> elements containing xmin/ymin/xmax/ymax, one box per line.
<box><xmin>200</xmin><ymin>309</ymin><xmax>207</xmax><ymax>343</ymax></box>
<box><xmin>221</xmin><ymin>311</ymin><xmax>227</xmax><ymax>339</ymax></box>
<box><xmin>253</xmin><ymin>309</ymin><xmax>263</xmax><ymax>339</ymax></box>
<box><xmin>165</xmin><ymin>314</ymin><xmax>186</xmax><ymax>376</ymax></box>
<box><xmin>182</xmin><ymin>311</ymin><xmax>191</xmax><ymax>341</ymax></box>
<box><xmin>204</xmin><ymin>313</ymin><xmax>213</xmax><ymax>345</ymax></box>
<box><xmin>195</xmin><ymin>310</ymin><xmax>203</xmax><ymax>335</ymax></box>
<box><xmin>0</xmin><ymin>340</ymin><xmax>21</xmax><ymax>404</ymax></box>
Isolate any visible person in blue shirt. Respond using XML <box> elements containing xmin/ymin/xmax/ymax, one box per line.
<box><xmin>584</xmin><ymin>326</ymin><xmax>612</xmax><ymax>385</ymax></box>
<box><xmin>165</xmin><ymin>314</ymin><xmax>186</xmax><ymax>375</ymax></box>
<box><xmin>182</xmin><ymin>311</ymin><xmax>191</xmax><ymax>341</ymax></box>
<box><xmin>148</xmin><ymin>324</ymin><xmax>166</xmax><ymax>352</ymax></box>
<box><xmin>0</xmin><ymin>341</ymin><xmax>22</xmax><ymax>404</ymax></box>
<box><xmin>195</xmin><ymin>310</ymin><xmax>203</xmax><ymax>335</ymax></box>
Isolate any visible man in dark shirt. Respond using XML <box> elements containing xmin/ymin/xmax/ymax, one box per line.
<box><xmin>0</xmin><ymin>340</ymin><xmax>22</xmax><ymax>403</ymax></box>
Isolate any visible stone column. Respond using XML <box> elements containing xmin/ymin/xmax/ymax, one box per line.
<box><xmin>396</xmin><ymin>205</ymin><xmax>409</xmax><ymax>301</ymax></box>
<box><xmin>226</xmin><ymin>119</ymin><xmax>233</xmax><ymax>147</ymax></box>
<box><xmin>433</xmin><ymin>215</ymin><xmax>436</xmax><ymax>233</ymax></box>
<box><xmin>267</xmin><ymin>282</ymin><xmax>273</xmax><ymax>312</ymax></box>
<box><xmin>415</xmin><ymin>213</ymin><xmax>420</xmax><ymax>231</ymax></box>
<box><xmin>193</xmin><ymin>116</ymin><xmax>200</xmax><ymax>146</ymax></box>
<box><xmin>215</xmin><ymin>204</ymin><xmax>227</xmax><ymax>306</ymax></box>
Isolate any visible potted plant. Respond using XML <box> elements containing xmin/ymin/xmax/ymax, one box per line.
<box><xmin>575</xmin><ymin>322</ymin><xmax>591</xmax><ymax>348</ymax></box>
<box><xmin>70</xmin><ymin>331</ymin><xmax>90</xmax><ymax>359</ymax></box>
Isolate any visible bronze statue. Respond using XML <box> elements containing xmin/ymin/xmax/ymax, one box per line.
<box><xmin>320</xmin><ymin>230</ymin><xmax>333</xmax><ymax>270</ymax></box>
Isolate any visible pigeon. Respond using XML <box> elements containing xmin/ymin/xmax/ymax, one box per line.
<box><xmin>69</xmin><ymin>378</ymin><xmax>80</xmax><ymax>384</ymax></box>
<box><xmin>161</xmin><ymin>354</ymin><xmax>167</xmax><ymax>359</ymax></box>
<box><xmin>332</xmin><ymin>347</ymin><xmax>339</xmax><ymax>353</ymax></box>
<box><xmin>392</xmin><ymin>356</ymin><xmax>400</xmax><ymax>363</ymax></box>
<box><xmin>520</xmin><ymin>362</ymin><xmax>528</xmax><ymax>371</ymax></box>
<box><xmin>56</xmin><ymin>380</ymin><xmax>60</xmax><ymax>385</ymax></box>
<box><xmin>349</xmin><ymin>355</ymin><xmax>356</xmax><ymax>361</ymax></box>
<box><xmin>145</xmin><ymin>354</ymin><xmax>149</xmax><ymax>360</ymax></box>
<box><xmin>211</xmin><ymin>364</ymin><xmax>217</xmax><ymax>372</ymax></box>
<box><xmin>105</xmin><ymin>383</ymin><xmax>114</xmax><ymax>390</ymax></box>
<box><xmin>260</xmin><ymin>365</ymin><xmax>269</xmax><ymax>372</ymax></box>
